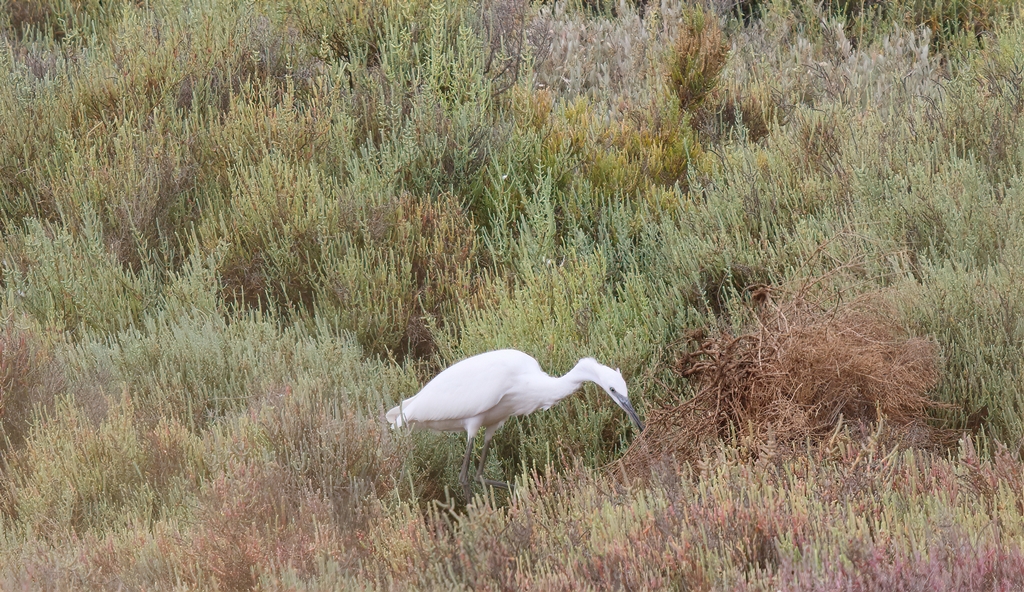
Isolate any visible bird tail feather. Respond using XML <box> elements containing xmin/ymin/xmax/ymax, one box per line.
<box><xmin>385</xmin><ymin>404</ymin><xmax>405</xmax><ymax>428</ymax></box>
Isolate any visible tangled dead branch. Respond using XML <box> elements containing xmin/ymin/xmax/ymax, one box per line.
<box><xmin>621</xmin><ymin>289</ymin><xmax>956</xmax><ymax>476</ymax></box>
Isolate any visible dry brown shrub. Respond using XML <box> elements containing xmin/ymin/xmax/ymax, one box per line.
<box><xmin>0</xmin><ymin>321</ymin><xmax>64</xmax><ymax>451</ymax></box>
<box><xmin>479</xmin><ymin>0</ymin><xmax>530</xmax><ymax>95</ymax></box>
<box><xmin>183</xmin><ymin>459</ymin><xmax>345</xmax><ymax>591</ymax></box>
<box><xmin>621</xmin><ymin>289</ymin><xmax>954</xmax><ymax>475</ymax></box>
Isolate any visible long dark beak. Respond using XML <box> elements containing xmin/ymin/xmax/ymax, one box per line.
<box><xmin>615</xmin><ymin>398</ymin><xmax>645</xmax><ymax>432</ymax></box>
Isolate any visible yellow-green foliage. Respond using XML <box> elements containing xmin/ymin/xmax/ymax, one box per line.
<box><xmin>3</xmin><ymin>0</ymin><xmax>1024</xmax><ymax>587</ymax></box>
<box><xmin>542</xmin><ymin>93</ymin><xmax>702</xmax><ymax>195</ymax></box>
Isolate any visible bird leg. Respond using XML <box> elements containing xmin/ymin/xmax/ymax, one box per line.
<box><xmin>474</xmin><ymin>434</ymin><xmax>510</xmax><ymax>491</ymax></box>
<box><xmin>459</xmin><ymin>434</ymin><xmax>475</xmax><ymax>501</ymax></box>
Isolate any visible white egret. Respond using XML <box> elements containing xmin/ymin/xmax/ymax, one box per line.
<box><xmin>386</xmin><ymin>349</ymin><xmax>644</xmax><ymax>500</ymax></box>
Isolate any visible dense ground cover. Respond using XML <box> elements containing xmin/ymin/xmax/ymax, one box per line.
<box><xmin>2</xmin><ymin>0</ymin><xmax>1024</xmax><ymax>588</ymax></box>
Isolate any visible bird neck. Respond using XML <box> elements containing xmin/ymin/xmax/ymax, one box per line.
<box><xmin>548</xmin><ymin>358</ymin><xmax>602</xmax><ymax>401</ymax></box>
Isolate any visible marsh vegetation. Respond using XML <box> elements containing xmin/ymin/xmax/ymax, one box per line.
<box><xmin>2</xmin><ymin>0</ymin><xmax>1024</xmax><ymax>588</ymax></box>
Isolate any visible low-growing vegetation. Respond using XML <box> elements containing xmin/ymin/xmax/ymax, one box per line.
<box><xmin>2</xmin><ymin>0</ymin><xmax>1024</xmax><ymax>588</ymax></box>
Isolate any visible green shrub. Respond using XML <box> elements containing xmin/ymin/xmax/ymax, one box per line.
<box><xmin>288</xmin><ymin>0</ymin><xmax>432</xmax><ymax>64</ymax></box>
<box><xmin>39</xmin><ymin>114</ymin><xmax>199</xmax><ymax>269</ymax></box>
<box><xmin>896</xmin><ymin>264</ymin><xmax>1024</xmax><ymax>443</ymax></box>
<box><xmin>315</xmin><ymin>192</ymin><xmax>483</xmax><ymax>360</ymax></box>
<box><xmin>205</xmin><ymin>154</ymin><xmax>340</xmax><ymax>312</ymax></box>
<box><xmin>667</xmin><ymin>7</ymin><xmax>730</xmax><ymax>111</ymax></box>
<box><xmin>1</xmin><ymin>0</ymin><xmax>131</xmax><ymax>42</ymax></box>
<box><xmin>894</xmin><ymin>0</ymin><xmax>1017</xmax><ymax>51</ymax></box>
<box><xmin>0</xmin><ymin>217</ymin><xmax>155</xmax><ymax>336</ymax></box>
<box><xmin>6</xmin><ymin>395</ymin><xmax>198</xmax><ymax>538</ymax></box>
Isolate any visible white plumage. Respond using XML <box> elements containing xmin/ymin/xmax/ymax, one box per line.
<box><xmin>387</xmin><ymin>349</ymin><xmax>644</xmax><ymax>499</ymax></box>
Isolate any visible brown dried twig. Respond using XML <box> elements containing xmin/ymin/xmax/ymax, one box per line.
<box><xmin>618</xmin><ymin>289</ymin><xmax>955</xmax><ymax>478</ymax></box>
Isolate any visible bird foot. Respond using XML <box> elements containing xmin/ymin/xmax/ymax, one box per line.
<box><xmin>461</xmin><ymin>478</ymin><xmax>508</xmax><ymax>502</ymax></box>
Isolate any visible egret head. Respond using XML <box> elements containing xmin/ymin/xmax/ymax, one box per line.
<box><xmin>590</xmin><ymin>363</ymin><xmax>644</xmax><ymax>432</ymax></box>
